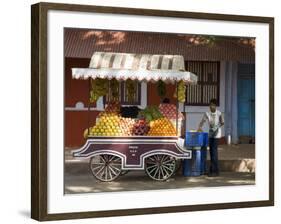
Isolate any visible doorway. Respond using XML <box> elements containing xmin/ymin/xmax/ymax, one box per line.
<box><xmin>237</xmin><ymin>64</ymin><xmax>255</xmax><ymax>143</ymax></box>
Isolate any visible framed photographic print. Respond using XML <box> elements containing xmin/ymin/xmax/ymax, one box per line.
<box><xmin>31</xmin><ymin>2</ymin><xmax>274</xmax><ymax>221</ymax></box>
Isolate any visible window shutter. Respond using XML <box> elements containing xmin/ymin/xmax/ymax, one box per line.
<box><xmin>185</xmin><ymin>61</ymin><xmax>220</xmax><ymax>106</ymax></box>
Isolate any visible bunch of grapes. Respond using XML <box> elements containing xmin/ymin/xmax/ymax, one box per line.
<box><xmin>132</xmin><ymin>118</ymin><xmax>150</xmax><ymax>135</ymax></box>
<box><xmin>89</xmin><ymin>78</ymin><xmax>109</xmax><ymax>103</ymax></box>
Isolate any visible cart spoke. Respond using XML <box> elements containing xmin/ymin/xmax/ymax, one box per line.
<box><xmin>109</xmin><ymin>163</ymin><xmax>121</xmax><ymax>173</ymax></box>
<box><xmin>111</xmin><ymin>160</ymin><xmax>122</xmax><ymax>166</ymax></box>
<box><xmin>162</xmin><ymin>164</ymin><xmax>174</xmax><ymax>173</ymax></box>
<box><xmin>156</xmin><ymin>155</ymin><xmax>160</xmax><ymax>162</ymax></box>
<box><xmin>108</xmin><ymin>155</ymin><xmax>114</xmax><ymax>162</ymax></box>
<box><xmin>91</xmin><ymin>165</ymin><xmax>103</xmax><ymax>171</ymax></box>
<box><xmin>96</xmin><ymin>165</ymin><xmax>105</xmax><ymax>177</ymax></box>
<box><xmin>162</xmin><ymin>155</ymin><xmax>171</xmax><ymax>163</ymax></box>
<box><xmin>108</xmin><ymin>165</ymin><xmax>118</xmax><ymax>176</ymax></box>
<box><xmin>108</xmin><ymin>155</ymin><xmax>116</xmax><ymax>162</ymax></box>
<box><xmin>147</xmin><ymin>156</ymin><xmax>156</xmax><ymax>162</ymax></box>
<box><xmin>158</xmin><ymin>167</ymin><xmax>161</xmax><ymax>179</ymax></box>
<box><xmin>162</xmin><ymin>164</ymin><xmax>173</xmax><ymax>176</ymax></box>
<box><xmin>104</xmin><ymin>166</ymin><xmax>108</xmax><ymax>180</ymax></box>
<box><xmin>147</xmin><ymin>165</ymin><xmax>157</xmax><ymax>174</ymax></box>
<box><xmin>99</xmin><ymin>155</ymin><xmax>106</xmax><ymax>163</ymax></box>
<box><xmin>162</xmin><ymin>159</ymin><xmax>174</xmax><ymax>164</ymax></box>
<box><xmin>146</xmin><ymin>164</ymin><xmax>157</xmax><ymax>170</ymax></box>
<box><xmin>160</xmin><ymin>166</ymin><xmax>165</xmax><ymax>179</ymax></box>
<box><xmin>152</xmin><ymin>166</ymin><xmax>160</xmax><ymax>178</ymax></box>
<box><xmin>160</xmin><ymin>155</ymin><xmax>166</xmax><ymax>163</ymax></box>
<box><xmin>91</xmin><ymin>162</ymin><xmax>105</xmax><ymax>166</ymax></box>
<box><xmin>145</xmin><ymin>160</ymin><xmax>156</xmax><ymax>164</ymax></box>
<box><xmin>161</xmin><ymin>165</ymin><xmax>170</xmax><ymax>177</ymax></box>
<box><xmin>108</xmin><ymin>166</ymin><xmax>113</xmax><ymax>180</ymax></box>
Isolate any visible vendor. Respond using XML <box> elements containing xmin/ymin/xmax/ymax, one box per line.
<box><xmin>198</xmin><ymin>98</ymin><xmax>224</xmax><ymax>177</ymax></box>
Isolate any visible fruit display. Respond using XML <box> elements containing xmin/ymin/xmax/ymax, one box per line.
<box><xmin>104</xmin><ymin>101</ymin><xmax>121</xmax><ymax>114</ymax></box>
<box><xmin>138</xmin><ymin>106</ymin><xmax>163</xmax><ymax>122</ymax></box>
<box><xmin>84</xmin><ymin>83</ymin><xmax>188</xmax><ymax>138</ymax></box>
<box><xmin>86</xmin><ymin>112</ymin><xmax>135</xmax><ymax>137</ymax></box>
<box><xmin>158</xmin><ymin>103</ymin><xmax>184</xmax><ymax>120</ymax></box>
<box><xmin>89</xmin><ymin>78</ymin><xmax>108</xmax><ymax>103</ymax></box>
<box><xmin>159</xmin><ymin>103</ymin><xmax>184</xmax><ymax>136</ymax></box>
<box><xmin>173</xmin><ymin>80</ymin><xmax>186</xmax><ymax>103</ymax></box>
<box><xmin>132</xmin><ymin>118</ymin><xmax>150</xmax><ymax>135</ymax></box>
<box><xmin>148</xmin><ymin>118</ymin><xmax>177</xmax><ymax>136</ymax></box>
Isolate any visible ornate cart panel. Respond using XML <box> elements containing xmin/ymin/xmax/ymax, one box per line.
<box><xmin>73</xmin><ymin>136</ymin><xmax>191</xmax><ymax>170</ymax></box>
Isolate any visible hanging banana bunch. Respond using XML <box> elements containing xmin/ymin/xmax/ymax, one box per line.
<box><xmin>173</xmin><ymin>80</ymin><xmax>186</xmax><ymax>103</ymax></box>
<box><xmin>157</xmin><ymin>80</ymin><xmax>166</xmax><ymax>100</ymax></box>
<box><xmin>89</xmin><ymin>78</ymin><xmax>109</xmax><ymax>103</ymax></box>
<box><xmin>109</xmin><ymin>78</ymin><xmax>120</xmax><ymax>101</ymax></box>
<box><xmin>125</xmin><ymin>79</ymin><xmax>137</xmax><ymax>103</ymax></box>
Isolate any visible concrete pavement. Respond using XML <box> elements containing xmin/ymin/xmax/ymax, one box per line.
<box><xmin>65</xmin><ymin>171</ymin><xmax>255</xmax><ymax>194</ymax></box>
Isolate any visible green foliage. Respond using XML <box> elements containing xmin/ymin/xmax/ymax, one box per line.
<box><xmin>138</xmin><ymin>106</ymin><xmax>163</xmax><ymax>122</ymax></box>
<box><xmin>157</xmin><ymin>80</ymin><xmax>166</xmax><ymax>100</ymax></box>
<box><xmin>89</xmin><ymin>78</ymin><xmax>108</xmax><ymax>103</ymax></box>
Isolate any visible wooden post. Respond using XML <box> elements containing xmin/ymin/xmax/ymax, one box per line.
<box><xmin>87</xmin><ymin>79</ymin><xmax>91</xmax><ymax>136</ymax></box>
<box><xmin>176</xmin><ymin>81</ymin><xmax>179</xmax><ymax>136</ymax></box>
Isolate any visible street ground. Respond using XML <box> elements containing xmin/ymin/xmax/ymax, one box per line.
<box><xmin>65</xmin><ymin>171</ymin><xmax>255</xmax><ymax>194</ymax></box>
<box><xmin>64</xmin><ymin>144</ymin><xmax>255</xmax><ymax>194</ymax></box>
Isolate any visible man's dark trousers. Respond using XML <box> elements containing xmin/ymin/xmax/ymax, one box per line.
<box><xmin>209</xmin><ymin>137</ymin><xmax>219</xmax><ymax>174</ymax></box>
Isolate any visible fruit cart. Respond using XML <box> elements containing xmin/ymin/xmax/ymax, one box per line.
<box><xmin>71</xmin><ymin>52</ymin><xmax>198</xmax><ymax>181</ymax></box>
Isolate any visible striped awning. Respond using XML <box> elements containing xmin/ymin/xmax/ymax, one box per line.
<box><xmin>72</xmin><ymin>52</ymin><xmax>198</xmax><ymax>84</ymax></box>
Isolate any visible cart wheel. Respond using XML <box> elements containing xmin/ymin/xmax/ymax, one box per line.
<box><xmin>173</xmin><ymin>159</ymin><xmax>182</xmax><ymax>176</ymax></box>
<box><xmin>90</xmin><ymin>154</ymin><xmax>122</xmax><ymax>182</ymax></box>
<box><xmin>145</xmin><ymin>154</ymin><xmax>176</xmax><ymax>181</ymax></box>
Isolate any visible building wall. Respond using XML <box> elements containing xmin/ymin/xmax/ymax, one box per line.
<box><xmin>64</xmin><ymin>30</ymin><xmax>255</xmax><ymax>148</ymax></box>
<box><xmin>64</xmin><ymin>57</ymin><xmax>92</xmax><ymax>148</ymax></box>
<box><xmin>184</xmin><ymin>61</ymin><xmax>226</xmax><ymax>139</ymax></box>
<box><xmin>65</xmin><ymin>58</ymin><xmax>179</xmax><ymax>148</ymax></box>
<box><xmin>65</xmin><ymin>58</ymin><xmax>232</xmax><ymax>148</ymax></box>
<box><xmin>224</xmin><ymin>61</ymin><xmax>239</xmax><ymax>144</ymax></box>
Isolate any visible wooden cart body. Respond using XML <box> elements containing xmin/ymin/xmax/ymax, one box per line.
<box><xmin>73</xmin><ymin>136</ymin><xmax>191</xmax><ymax>170</ymax></box>
<box><xmin>73</xmin><ymin>136</ymin><xmax>191</xmax><ymax>181</ymax></box>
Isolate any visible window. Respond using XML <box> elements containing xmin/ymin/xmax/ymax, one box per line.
<box><xmin>185</xmin><ymin>61</ymin><xmax>220</xmax><ymax>106</ymax></box>
<box><xmin>104</xmin><ymin>80</ymin><xmax>141</xmax><ymax>105</ymax></box>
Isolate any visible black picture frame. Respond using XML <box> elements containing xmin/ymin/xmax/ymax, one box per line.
<box><xmin>31</xmin><ymin>2</ymin><xmax>274</xmax><ymax>221</ymax></box>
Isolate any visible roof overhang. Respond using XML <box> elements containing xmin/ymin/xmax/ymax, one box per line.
<box><xmin>72</xmin><ymin>52</ymin><xmax>198</xmax><ymax>84</ymax></box>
